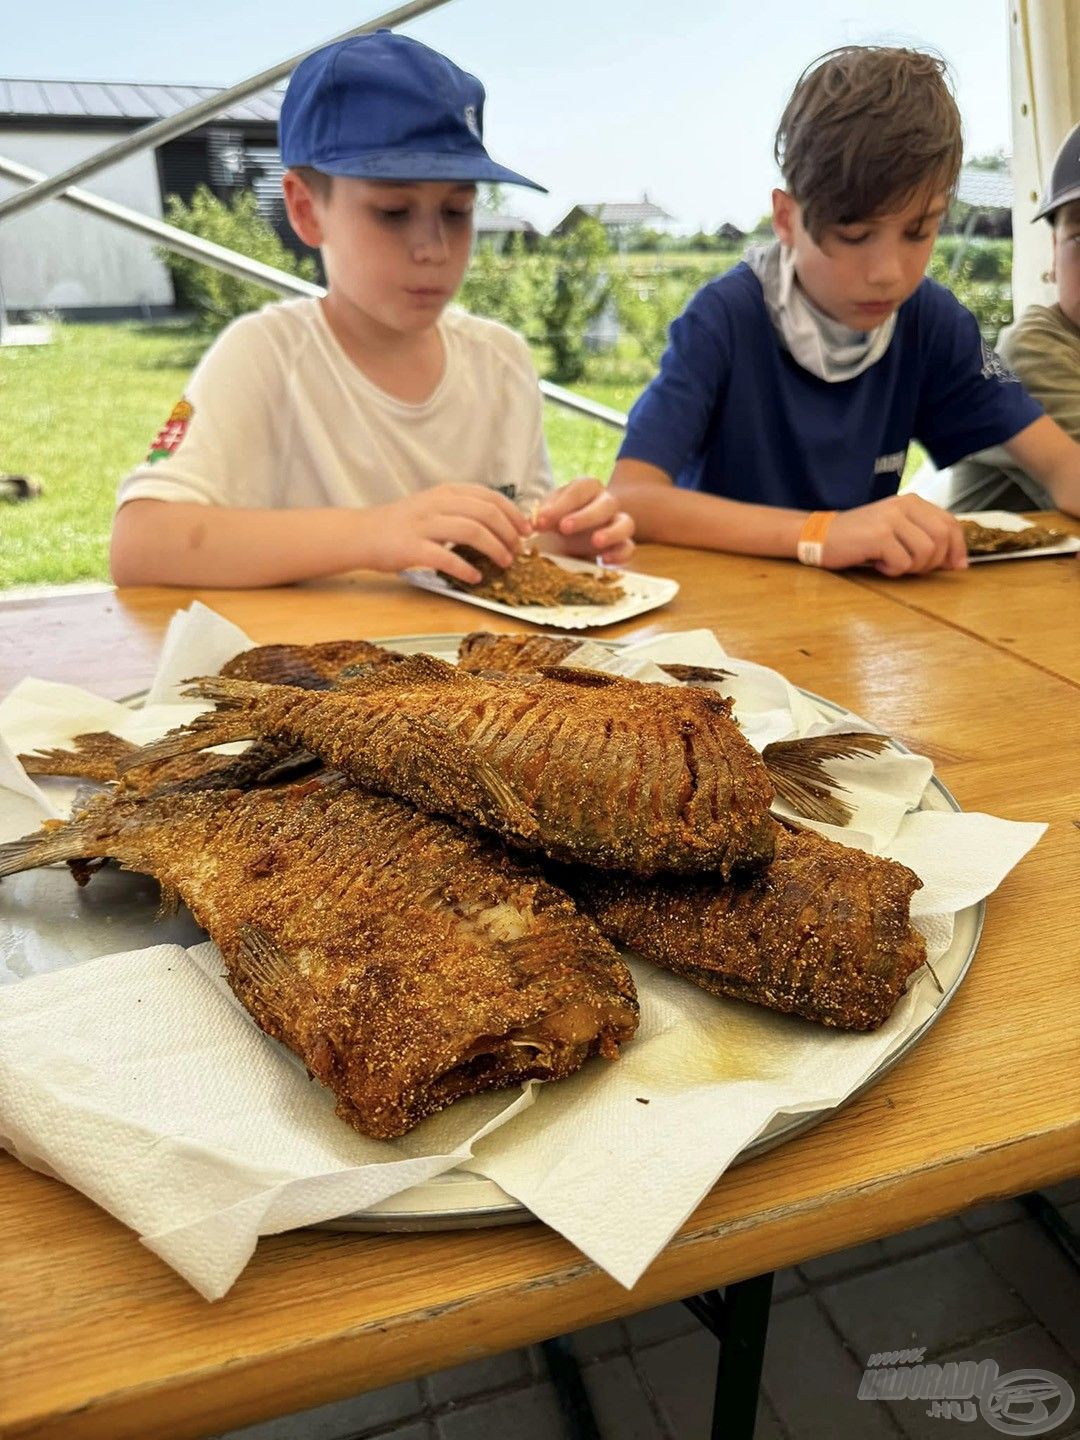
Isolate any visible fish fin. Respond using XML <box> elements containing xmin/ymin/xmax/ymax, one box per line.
<box><xmin>537</xmin><ymin>665</ymin><xmax>620</xmax><ymax>688</ymax></box>
<box><xmin>156</xmin><ymin>882</ymin><xmax>182</xmax><ymax>919</ymax></box>
<box><xmin>114</xmin><ymin>708</ymin><xmax>260</xmax><ymax>774</ymax></box>
<box><xmin>19</xmin><ymin>731</ymin><xmax>141</xmax><ymax>780</ymax></box>
<box><xmin>182</xmin><ymin>674</ymin><xmax>278</xmax><ymax>708</ymax></box>
<box><xmin>232</xmin><ymin>922</ymin><xmax>304</xmax><ymax>1005</ymax></box>
<box><xmin>660</xmin><ymin>663</ymin><xmax>735</xmax><ymax>686</ymax></box>
<box><xmin>0</xmin><ymin>819</ymin><xmax>103</xmax><ymax>879</ymax></box>
<box><xmin>407</xmin><ymin>713</ymin><xmax>541</xmax><ymax>841</ymax></box>
<box><xmin>762</xmin><ymin>733</ymin><xmax>889</xmax><ymax>826</ymax></box>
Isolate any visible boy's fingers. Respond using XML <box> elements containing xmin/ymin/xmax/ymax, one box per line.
<box><xmin>431</xmin><ymin>516</ymin><xmax>516</xmax><ymax>568</ymax></box>
<box><xmin>598</xmin><ymin>539</ymin><xmax>635</xmax><ymax>565</ymax></box>
<box><xmin>448</xmin><ymin>495</ymin><xmax>529</xmax><ymax>554</ymax></box>
<box><xmin>944</xmin><ymin>521</ymin><xmax>969</xmax><ymax>570</ymax></box>
<box><xmin>556</xmin><ymin>495</ymin><xmax>616</xmax><ymax>536</ymax></box>
<box><xmin>591</xmin><ymin>512</ymin><xmax>634</xmax><ymax>550</ymax></box>
<box><xmin>421</xmin><ymin>543</ymin><xmax>483</xmax><ymax>585</ymax></box>
<box><xmin>535</xmin><ymin>478</ymin><xmax>603</xmax><ymax>528</ymax></box>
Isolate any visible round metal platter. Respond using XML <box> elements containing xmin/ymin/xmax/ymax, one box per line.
<box><xmin>304</xmin><ymin>633</ymin><xmax>985</xmax><ymax>1233</ymax></box>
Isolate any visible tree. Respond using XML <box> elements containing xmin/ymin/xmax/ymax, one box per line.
<box><xmin>533</xmin><ymin>217</ymin><xmax>614</xmax><ymax>383</ymax></box>
<box><xmin>159</xmin><ymin>186</ymin><xmax>318</xmax><ymax>328</ymax></box>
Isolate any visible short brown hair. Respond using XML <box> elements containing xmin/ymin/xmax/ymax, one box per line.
<box><xmin>775</xmin><ymin>47</ymin><xmax>962</xmax><ymax>240</ymax></box>
<box><xmin>289</xmin><ymin>165</ymin><xmax>334</xmax><ymax>201</ymax></box>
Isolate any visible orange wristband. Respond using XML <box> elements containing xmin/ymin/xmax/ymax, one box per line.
<box><xmin>796</xmin><ymin>510</ymin><xmax>837</xmax><ymax>567</ymax></box>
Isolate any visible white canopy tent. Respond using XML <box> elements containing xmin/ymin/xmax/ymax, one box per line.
<box><xmin>1009</xmin><ymin>0</ymin><xmax>1080</xmax><ymax>314</ymax></box>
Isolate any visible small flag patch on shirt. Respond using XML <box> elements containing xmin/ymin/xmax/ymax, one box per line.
<box><xmin>147</xmin><ymin>398</ymin><xmax>194</xmax><ymax>463</ymax></box>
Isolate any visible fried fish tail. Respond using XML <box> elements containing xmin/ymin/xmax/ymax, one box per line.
<box><xmin>0</xmin><ymin>819</ymin><xmax>105</xmax><ymax>877</ymax></box>
<box><xmin>113</xmin><ymin>700</ymin><xmax>262</xmax><ymax>773</ymax></box>
<box><xmin>18</xmin><ymin>731</ymin><xmax>142</xmax><ymax>782</ymax></box>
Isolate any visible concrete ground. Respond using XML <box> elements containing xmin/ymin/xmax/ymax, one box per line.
<box><xmin>213</xmin><ymin>1179</ymin><xmax>1080</xmax><ymax>1440</ymax></box>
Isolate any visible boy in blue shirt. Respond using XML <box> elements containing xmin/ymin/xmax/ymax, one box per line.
<box><xmin>610</xmin><ymin>47</ymin><xmax>1080</xmax><ymax>576</ymax></box>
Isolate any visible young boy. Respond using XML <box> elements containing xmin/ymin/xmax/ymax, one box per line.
<box><xmin>609</xmin><ymin>47</ymin><xmax>1080</xmax><ymax>577</ymax></box>
<box><xmin>110</xmin><ymin>31</ymin><xmax>633</xmax><ymax>588</ymax></box>
<box><xmin>944</xmin><ymin>119</ymin><xmax>1080</xmax><ymax>511</ymax></box>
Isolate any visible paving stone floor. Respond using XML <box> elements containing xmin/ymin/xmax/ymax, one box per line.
<box><xmin>213</xmin><ymin>1180</ymin><xmax>1080</xmax><ymax>1440</ymax></box>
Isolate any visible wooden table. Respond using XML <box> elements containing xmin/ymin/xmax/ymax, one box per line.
<box><xmin>2</xmin><ymin>544</ymin><xmax>1078</xmax><ymax>1440</ymax></box>
<box><xmin>854</xmin><ymin>511</ymin><xmax>1080</xmax><ymax>688</ymax></box>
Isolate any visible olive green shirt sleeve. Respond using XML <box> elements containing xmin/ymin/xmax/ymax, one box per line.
<box><xmin>999</xmin><ymin>304</ymin><xmax>1080</xmax><ymax>443</ymax></box>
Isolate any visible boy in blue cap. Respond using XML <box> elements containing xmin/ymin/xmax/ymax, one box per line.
<box><xmin>111</xmin><ymin>31</ymin><xmax>632</xmax><ymax>587</ymax></box>
<box><xmin>609</xmin><ymin>47</ymin><xmax>1080</xmax><ymax>576</ymax></box>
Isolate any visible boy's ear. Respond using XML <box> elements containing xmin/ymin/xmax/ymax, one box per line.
<box><xmin>282</xmin><ymin>170</ymin><xmax>325</xmax><ymax>249</ymax></box>
<box><xmin>771</xmin><ymin>188</ymin><xmax>797</xmax><ymax>247</ymax></box>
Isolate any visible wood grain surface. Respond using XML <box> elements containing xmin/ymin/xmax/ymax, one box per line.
<box><xmin>1</xmin><ymin>544</ymin><xmax>1077</xmax><ymax>1440</ymax></box>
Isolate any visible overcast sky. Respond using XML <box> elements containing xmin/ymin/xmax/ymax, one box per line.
<box><xmin>4</xmin><ymin>0</ymin><xmax>1012</xmax><ymax>232</ymax></box>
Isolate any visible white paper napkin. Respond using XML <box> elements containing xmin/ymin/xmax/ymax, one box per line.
<box><xmin>0</xmin><ymin>607</ymin><xmax>1048</xmax><ymax>1296</ymax></box>
<box><xmin>0</xmin><ymin>941</ymin><xmax>535</xmax><ymax>1299</ymax></box>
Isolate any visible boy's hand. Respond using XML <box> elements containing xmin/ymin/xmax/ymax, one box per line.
<box><xmin>373</xmin><ymin>485</ymin><xmax>532</xmax><ymax>584</ymax></box>
<box><xmin>533</xmin><ymin>477</ymin><xmax>636</xmax><ymax>565</ymax></box>
<box><xmin>824</xmin><ymin>495</ymin><xmax>968</xmax><ymax>576</ymax></box>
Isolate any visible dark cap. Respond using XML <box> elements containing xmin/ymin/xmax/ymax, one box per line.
<box><xmin>1032</xmin><ymin>120</ymin><xmax>1080</xmax><ymax>222</ymax></box>
<box><xmin>280</xmin><ymin>31</ymin><xmax>546</xmax><ymax>192</ymax></box>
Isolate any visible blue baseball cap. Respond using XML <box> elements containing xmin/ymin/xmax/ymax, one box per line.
<box><xmin>280</xmin><ymin>31</ymin><xmax>546</xmax><ymax>192</ymax></box>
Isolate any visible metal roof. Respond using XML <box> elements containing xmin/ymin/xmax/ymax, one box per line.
<box><xmin>581</xmin><ymin>197</ymin><xmax>674</xmax><ymax>225</ymax></box>
<box><xmin>956</xmin><ymin>164</ymin><xmax>1013</xmax><ymax>210</ymax></box>
<box><xmin>475</xmin><ymin>213</ymin><xmax>537</xmax><ymax>233</ymax></box>
<box><xmin>0</xmin><ymin>77</ymin><xmax>283</xmax><ymax>125</ymax></box>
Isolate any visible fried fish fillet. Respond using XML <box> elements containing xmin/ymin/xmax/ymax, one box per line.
<box><xmin>560</xmin><ymin>822</ymin><xmax>925</xmax><ymax>1031</ymax></box>
<box><xmin>220</xmin><ymin>638</ymin><xmax>403</xmax><ymax>687</ymax></box>
<box><xmin>449</xmin><ymin>546</ymin><xmax>625</xmax><ymax>606</ymax></box>
<box><xmin>960</xmin><ymin>519</ymin><xmax>1068</xmax><ymax>554</ymax></box>
<box><xmin>128</xmin><ymin>654</ymin><xmax>776</xmax><ymax>876</ymax></box>
<box><xmin>0</xmin><ymin>778</ymin><xmax>638</xmax><ymax>1138</ymax></box>
<box><xmin>456</xmin><ymin>631</ymin><xmax>733</xmax><ymax>687</ymax></box>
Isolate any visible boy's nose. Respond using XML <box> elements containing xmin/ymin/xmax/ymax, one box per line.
<box><xmin>412</xmin><ymin>216</ymin><xmax>449</xmax><ymax>262</ymax></box>
<box><xmin>865</xmin><ymin>246</ymin><xmax>904</xmax><ymax>289</ymax></box>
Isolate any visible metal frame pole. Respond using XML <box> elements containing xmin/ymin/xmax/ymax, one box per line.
<box><xmin>0</xmin><ymin>156</ymin><xmax>627</xmax><ymax>430</ymax></box>
<box><xmin>0</xmin><ymin>0</ymin><xmax>455</xmax><ymax>224</ymax></box>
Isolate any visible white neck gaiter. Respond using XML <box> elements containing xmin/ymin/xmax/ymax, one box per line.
<box><xmin>744</xmin><ymin>240</ymin><xmax>896</xmax><ymax>383</ymax></box>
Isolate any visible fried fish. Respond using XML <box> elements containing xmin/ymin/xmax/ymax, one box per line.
<box><xmin>960</xmin><ymin>519</ymin><xmax>1067</xmax><ymax>555</ymax></box>
<box><xmin>0</xmin><ymin>778</ymin><xmax>638</xmax><ymax>1138</ymax></box>
<box><xmin>456</xmin><ymin>631</ymin><xmax>733</xmax><ymax>687</ymax></box>
<box><xmin>17</xmin><ymin>641</ymin><xmax>401</xmax><ymax>791</ymax></box>
<box><xmin>126</xmin><ymin>654</ymin><xmax>777</xmax><ymax>877</ymax></box>
<box><xmin>449</xmin><ymin>546</ymin><xmax>625</xmax><ymax>606</ymax></box>
<box><xmin>220</xmin><ymin>638</ymin><xmax>403</xmax><ymax>687</ymax></box>
<box><xmin>560</xmin><ymin>822</ymin><xmax>925</xmax><ymax>1031</ymax></box>
<box><xmin>456</xmin><ymin>631</ymin><xmax>890</xmax><ymax>826</ymax></box>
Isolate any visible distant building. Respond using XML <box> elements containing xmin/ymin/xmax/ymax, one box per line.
<box><xmin>552</xmin><ymin>192</ymin><xmax>676</xmax><ymax>243</ymax></box>
<box><xmin>715</xmin><ymin>222</ymin><xmax>746</xmax><ymax>244</ymax></box>
<box><xmin>474</xmin><ymin>212</ymin><xmax>540</xmax><ymax>253</ymax></box>
<box><xmin>0</xmin><ymin>76</ymin><xmax>295</xmax><ymax>318</ymax></box>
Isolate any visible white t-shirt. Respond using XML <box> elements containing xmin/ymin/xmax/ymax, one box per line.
<box><xmin>118</xmin><ymin>299</ymin><xmax>553</xmax><ymax>514</ymax></box>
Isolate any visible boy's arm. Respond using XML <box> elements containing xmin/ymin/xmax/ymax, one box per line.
<box><xmin>609</xmin><ymin>460</ymin><xmax>967</xmax><ymax>576</ymax></box>
<box><xmin>1000</xmin><ymin>415</ymin><xmax>1080</xmax><ymax>517</ymax></box>
<box><xmin>110</xmin><ymin>489</ymin><xmax>531</xmax><ymax>589</ymax></box>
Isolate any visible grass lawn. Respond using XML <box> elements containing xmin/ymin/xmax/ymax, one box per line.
<box><xmin>0</xmin><ymin>319</ymin><xmax>924</xmax><ymax>589</ymax></box>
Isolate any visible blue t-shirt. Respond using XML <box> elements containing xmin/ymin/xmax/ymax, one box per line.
<box><xmin>618</xmin><ymin>265</ymin><xmax>1043</xmax><ymax>510</ymax></box>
